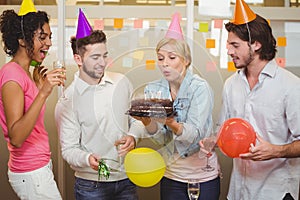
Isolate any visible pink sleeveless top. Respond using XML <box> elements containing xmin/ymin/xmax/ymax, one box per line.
<box><xmin>0</xmin><ymin>62</ymin><xmax>50</xmax><ymax>172</ymax></box>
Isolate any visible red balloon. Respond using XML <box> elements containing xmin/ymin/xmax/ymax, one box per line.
<box><xmin>217</xmin><ymin>118</ymin><xmax>256</xmax><ymax>158</ymax></box>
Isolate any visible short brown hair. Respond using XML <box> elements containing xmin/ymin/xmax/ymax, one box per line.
<box><xmin>70</xmin><ymin>30</ymin><xmax>107</xmax><ymax>56</ymax></box>
<box><xmin>225</xmin><ymin>15</ymin><xmax>277</xmax><ymax>61</ymax></box>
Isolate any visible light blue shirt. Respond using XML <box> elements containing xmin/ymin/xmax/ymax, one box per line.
<box><xmin>145</xmin><ymin>70</ymin><xmax>214</xmax><ymax>160</ymax></box>
<box><xmin>219</xmin><ymin>60</ymin><xmax>300</xmax><ymax>200</ymax></box>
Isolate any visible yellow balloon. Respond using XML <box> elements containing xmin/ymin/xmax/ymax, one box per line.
<box><xmin>124</xmin><ymin>147</ymin><xmax>166</xmax><ymax>187</ymax></box>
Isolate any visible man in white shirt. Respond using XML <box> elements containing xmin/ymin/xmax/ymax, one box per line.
<box><xmin>218</xmin><ymin>1</ymin><xmax>300</xmax><ymax>200</ymax></box>
<box><xmin>55</xmin><ymin>9</ymin><xmax>144</xmax><ymax>200</ymax></box>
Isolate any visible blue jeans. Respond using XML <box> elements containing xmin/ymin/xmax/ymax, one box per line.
<box><xmin>74</xmin><ymin>177</ymin><xmax>138</xmax><ymax>200</ymax></box>
<box><xmin>160</xmin><ymin>177</ymin><xmax>220</xmax><ymax>200</ymax></box>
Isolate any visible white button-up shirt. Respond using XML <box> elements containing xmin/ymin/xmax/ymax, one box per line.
<box><xmin>55</xmin><ymin>71</ymin><xmax>145</xmax><ymax>181</ymax></box>
<box><xmin>219</xmin><ymin>60</ymin><xmax>300</xmax><ymax>200</ymax></box>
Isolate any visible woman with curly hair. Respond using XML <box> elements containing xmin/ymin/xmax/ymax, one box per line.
<box><xmin>0</xmin><ymin>3</ymin><xmax>63</xmax><ymax>200</ymax></box>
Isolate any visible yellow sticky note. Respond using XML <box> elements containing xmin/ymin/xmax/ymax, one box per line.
<box><xmin>275</xmin><ymin>57</ymin><xmax>286</xmax><ymax>68</ymax></box>
<box><xmin>206</xmin><ymin>39</ymin><xmax>215</xmax><ymax>48</ymax></box>
<box><xmin>214</xmin><ymin>19</ymin><xmax>223</xmax><ymax>29</ymax></box>
<box><xmin>133</xmin><ymin>51</ymin><xmax>144</xmax><ymax>60</ymax></box>
<box><xmin>134</xmin><ymin>19</ymin><xmax>143</xmax><ymax>29</ymax></box>
<box><xmin>94</xmin><ymin>19</ymin><xmax>104</xmax><ymax>30</ymax></box>
<box><xmin>146</xmin><ymin>60</ymin><xmax>156</xmax><ymax>70</ymax></box>
<box><xmin>114</xmin><ymin>18</ymin><xmax>124</xmax><ymax>29</ymax></box>
<box><xmin>139</xmin><ymin>37</ymin><xmax>149</xmax><ymax>46</ymax></box>
<box><xmin>277</xmin><ymin>37</ymin><xmax>287</xmax><ymax>47</ymax></box>
<box><xmin>227</xmin><ymin>61</ymin><xmax>236</xmax><ymax>72</ymax></box>
<box><xmin>199</xmin><ymin>22</ymin><xmax>209</xmax><ymax>32</ymax></box>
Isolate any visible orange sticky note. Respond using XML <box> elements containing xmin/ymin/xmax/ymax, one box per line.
<box><xmin>206</xmin><ymin>61</ymin><xmax>217</xmax><ymax>72</ymax></box>
<box><xmin>206</xmin><ymin>39</ymin><xmax>215</xmax><ymax>48</ymax></box>
<box><xmin>275</xmin><ymin>57</ymin><xmax>286</xmax><ymax>68</ymax></box>
<box><xmin>199</xmin><ymin>22</ymin><xmax>209</xmax><ymax>32</ymax></box>
<box><xmin>114</xmin><ymin>18</ymin><xmax>124</xmax><ymax>29</ymax></box>
<box><xmin>94</xmin><ymin>19</ymin><xmax>104</xmax><ymax>30</ymax></box>
<box><xmin>227</xmin><ymin>61</ymin><xmax>236</xmax><ymax>72</ymax></box>
<box><xmin>277</xmin><ymin>37</ymin><xmax>287</xmax><ymax>47</ymax></box>
<box><xmin>214</xmin><ymin>19</ymin><xmax>223</xmax><ymax>29</ymax></box>
<box><xmin>134</xmin><ymin>19</ymin><xmax>143</xmax><ymax>29</ymax></box>
<box><xmin>267</xmin><ymin>19</ymin><xmax>271</xmax><ymax>26</ymax></box>
<box><xmin>146</xmin><ymin>60</ymin><xmax>156</xmax><ymax>70</ymax></box>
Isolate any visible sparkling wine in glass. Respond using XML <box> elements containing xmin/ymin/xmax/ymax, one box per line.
<box><xmin>200</xmin><ymin>135</ymin><xmax>216</xmax><ymax>172</ymax></box>
<box><xmin>53</xmin><ymin>60</ymin><xmax>66</xmax><ymax>100</ymax></box>
<box><xmin>187</xmin><ymin>179</ymin><xmax>200</xmax><ymax>200</ymax></box>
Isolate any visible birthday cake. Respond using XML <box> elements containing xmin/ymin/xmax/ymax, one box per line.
<box><xmin>127</xmin><ymin>98</ymin><xmax>175</xmax><ymax>117</ymax></box>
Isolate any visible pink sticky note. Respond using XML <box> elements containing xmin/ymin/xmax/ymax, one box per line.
<box><xmin>275</xmin><ymin>57</ymin><xmax>286</xmax><ymax>68</ymax></box>
<box><xmin>106</xmin><ymin>57</ymin><xmax>114</xmax><ymax>68</ymax></box>
<box><xmin>134</xmin><ymin>19</ymin><xmax>143</xmax><ymax>29</ymax></box>
<box><xmin>206</xmin><ymin>61</ymin><xmax>217</xmax><ymax>72</ymax></box>
<box><xmin>94</xmin><ymin>19</ymin><xmax>104</xmax><ymax>30</ymax></box>
<box><xmin>214</xmin><ymin>19</ymin><xmax>223</xmax><ymax>29</ymax></box>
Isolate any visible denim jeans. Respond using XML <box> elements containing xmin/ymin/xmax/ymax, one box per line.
<box><xmin>74</xmin><ymin>177</ymin><xmax>138</xmax><ymax>200</ymax></box>
<box><xmin>160</xmin><ymin>176</ymin><xmax>220</xmax><ymax>200</ymax></box>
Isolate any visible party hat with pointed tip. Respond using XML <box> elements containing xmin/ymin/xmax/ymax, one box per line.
<box><xmin>76</xmin><ymin>8</ymin><xmax>93</xmax><ymax>39</ymax></box>
<box><xmin>18</xmin><ymin>0</ymin><xmax>37</xmax><ymax>16</ymax></box>
<box><xmin>231</xmin><ymin>0</ymin><xmax>256</xmax><ymax>25</ymax></box>
<box><xmin>165</xmin><ymin>12</ymin><xmax>184</xmax><ymax>40</ymax></box>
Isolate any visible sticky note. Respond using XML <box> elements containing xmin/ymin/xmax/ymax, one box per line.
<box><xmin>139</xmin><ymin>37</ymin><xmax>149</xmax><ymax>46</ymax></box>
<box><xmin>134</xmin><ymin>19</ymin><xmax>143</xmax><ymax>29</ymax></box>
<box><xmin>277</xmin><ymin>37</ymin><xmax>287</xmax><ymax>47</ymax></box>
<box><xmin>206</xmin><ymin>61</ymin><xmax>217</xmax><ymax>72</ymax></box>
<box><xmin>206</xmin><ymin>39</ymin><xmax>215</xmax><ymax>48</ymax></box>
<box><xmin>122</xmin><ymin>57</ymin><xmax>133</xmax><ymax>68</ymax></box>
<box><xmin>275</xmin><ymin>57</ymin><xmax>286</xmax><ymax>68</ymax></box>
<box><xmin>119</xmin><ymin>37</ymin><xmax>129</xmax><ymax>47</ymax></box>
<box><xmin>94</xmin><ymin>19</ymin><xmax>104</xmax><ymax>30</ymax></box>
<box><xmin>106</xmin><ymin>57</ymin><xmax>113</xmax><ymax>68</ymax></box>
<box><xmin>146</xmin><ymin>60</ymin><xmax>156</xmax><ymax>70</ymax></box>
<box><xmin>156</xmin><ymin>20</ymin><xmax>168</xmax><ymax>29</ymax></box>
<box><xmin>214</xmin><ymin>19</ymin><xmax>223</xmax><ymax>29</ymax></box>
<box><xmin>227</xmin><ymin>61</ymin><xmax>236</xmax><ymax>72</ymax></box>
<box><xmin>199</xmin><ymin>22</ymin><xmax>209</xmax><ymax>32</ymax></box>
<box><xmin>114</xmin><ymin>18</ymin><xmax>124</xmax><ymax>29</ymax></box>
<box><xmin>133</xmin><ymin>51</ymin><xmax>144</xmax><ymax>60</ymax></box>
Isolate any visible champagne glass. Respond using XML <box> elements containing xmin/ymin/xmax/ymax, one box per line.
<box><xmin>187</xmin><ymin>179</ymin><xmax>200</xmax><ymax>200</ymax></box>
<box><xmin>199</xmin><ymin>135</ymin><xmax>216</xmax><ymax>172</ymax></box>
<box><xmin>53</xmin><ymin>60</ymin><xmax>66</xmax><ymax>99</ymax></box>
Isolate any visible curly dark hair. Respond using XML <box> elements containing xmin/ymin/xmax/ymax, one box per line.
<box><xmin>0</xmin><ymin>10</ymin><xmax>49</xmax><ymax>57</ymax></box>
<box><xmin>225</xmin><ymin>14</ymin><xmax>277</xmax><ymax>61</ymax></box>
<box><xmin>70</xmin><ymin>30</ymin><xmax>107</xmax><ymax>56</ymax></box>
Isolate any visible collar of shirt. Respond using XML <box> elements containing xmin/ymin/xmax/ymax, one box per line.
<box><xmin>73</xmin><ymin>71</ymin><xmax>114</xmax><ymax>95</ymax></box>
<box><xmin>237</xmin><ymin>60</ymin><xmax>278</xmax><ymax>82</ymax></box>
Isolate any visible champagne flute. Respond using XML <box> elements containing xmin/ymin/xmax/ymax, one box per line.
<box><xmin>53</xmin><ymin>60</ymin><xmax>66</xmax><ymax>100</ymax></box>
<box><xmin>187</xmin><ymin>179</ymin><xmax>200</xmax><ymax>200</ymax></box>
<box><xmin>200</xmin><ymin>135</ymin><xmax>216</xmax><ymax>172</ymax></box>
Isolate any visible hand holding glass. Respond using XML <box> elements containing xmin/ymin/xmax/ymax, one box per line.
<box><xmin>187</xmin><ymin>179</ymin><xmax>200</xmax><ymax>200</ymax></box>
<box><xmin>53</xmin><ymin>60</ymin><xmax>66</xmax><ymax>99</ymax></box>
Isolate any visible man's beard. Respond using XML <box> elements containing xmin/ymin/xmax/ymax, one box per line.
<box><xmin>82</xmin><ymin>63</ymin><xmax>104</xmax><ymax>80</ymax></box>
<box><xmin>234</xmin><ymin>46</ymin><xmax>254</xmax><ymax>69</ymax></box>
